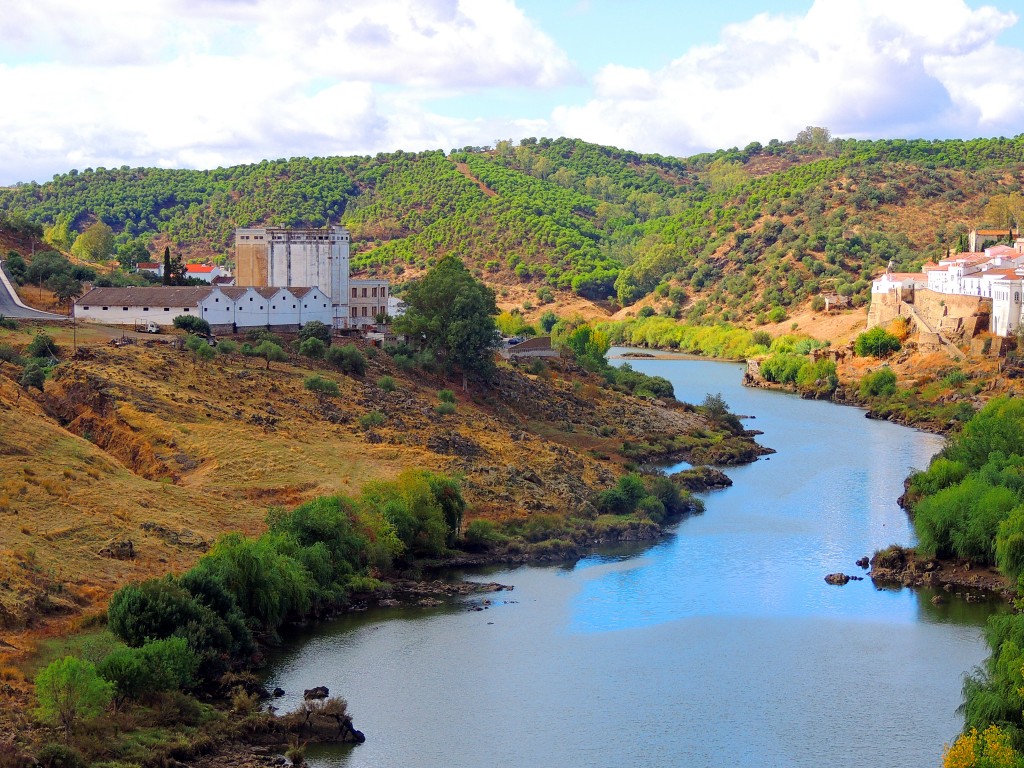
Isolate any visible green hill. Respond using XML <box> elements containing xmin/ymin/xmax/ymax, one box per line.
<box><xmin>2</xmin><ymin>134</ymin><xmax>1023</xmax><ymax>323</ymax></box>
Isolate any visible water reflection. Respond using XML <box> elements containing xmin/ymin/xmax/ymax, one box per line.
<box><xmin>264</xmin><ymin>355</ymin><xmax>995</xmax><ymax>768</ymax></box>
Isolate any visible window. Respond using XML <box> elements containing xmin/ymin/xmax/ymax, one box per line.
<box><xmin>215</xmin><ymin>298</ymin><xmax>219</xmax><ymax>303</ymax></box>
<box><xmin>362</xmin><ymin>306</ymin><xmax>368</xmax><ymax>316</ymax></box>
<box><xmin>362</xmin><ymin>287</ymin><xmax>367</xmax><ymax>297</ymax></box>
<box><xmin>163</xmin><ymin>308</ymin><xmax>170</xmax><ymax>312</ymax></box>
<box><xmin>123</xmin><ymin>307</ymin><xmax>129</xmax><ymax>311</ymax></box>
<box><xmin>183</xmin><ymin>308</ymin><xmax>190</xmax><ymax>312</ymax></box>
<box><xmin>351</xmin><ymin>288</ymin><xmax>357</xmax><ymax>298</ymax></box>
<box><xmin>372</xmin><ymin>287</ymin><xmax>377</xmax><ymax>298</ymax></box>
<box><xmin>351</xmin><ymin>307</ymin><xmax>357</xmax><ymax>317</ymax></box>
<box><xmin>272</xmin><ymin>305</ymin><xmax>275</xmax><ymax>310</ymax></box>
<box><xmin>382</xmin><ymin>287</ymin><xmax>387</xmax><ymax>297</ymax></box>
<box><xmin>102</xmin><ymin>306</ymin><xmax>108</xmax><ymax>311</ymax></box>
<box><xmin>304</xmin><ymin>304</ymin><xmax>308</xmax><ymax>309</ymax></box>
<box><xmin>249</xmin><ymin>297</ymin><xmax>253</xmax><ymax>301</ymax></box>
<box><xmin>83</xmin><ymin>306</ymin><xmax>90</xmax><ymax>310</ymax></box>
<box><xmin>143</xmin><ymin>307</ymin><xmax>149</xmax><ymax>312</ymax></box>
<box><xmin>292</xmin><ymin>304</ymin><xmax>296</xmax><ymax>309</ymax></box>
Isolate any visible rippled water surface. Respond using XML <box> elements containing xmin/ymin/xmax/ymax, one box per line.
<box><xmin>266</xmin><ymin>353</ymin><xmax>997</xmax><ymax>768</ymax></box>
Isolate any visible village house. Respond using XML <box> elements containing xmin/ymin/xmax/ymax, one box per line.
<box><xmin>869</xmin><ymin>238</ymin><xmax>1024</xmax><ymax>340</ymax></box>
<box><xmin>185</xmin><ymin>264</ymin><xmax>230</xmax><ymax>283</ymax></box>
<box><xmin>136</xmin><ymin>262</ymin><xmax>163</xmax><ymax>278</ymax></box>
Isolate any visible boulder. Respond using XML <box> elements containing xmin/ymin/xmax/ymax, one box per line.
<box><xmin>273</xmin><ymin>687</ymin><xmax>285</xmax><ymax>698</ymax></box>
<box><xmin>303</xmin><ymin>686</ymin><xmax>329</xmax><ymax>700</ymax></box>
<box><xmin>855</xmin><ymin>556</ymin><xmax>869</xmax><ymax>569</ymax></box>
<box><xmin>824</xmin><ymin>573</ymin><xmax>851</xmax><ymax>586</ymax></box>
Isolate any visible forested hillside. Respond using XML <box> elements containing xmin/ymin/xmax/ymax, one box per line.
<box><xmin>2</xmin><ymin>134</ymin><xmax>1023</xmax><ymax>323</ymax></box>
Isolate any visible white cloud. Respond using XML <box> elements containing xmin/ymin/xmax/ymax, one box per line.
<box><xmin>0</xmin><ymin>0</ymin><xmax>573</xmax><ymax>183</ymax></box>
<box><xmin>551</xmin><ymin>0</ymin><xmax>1024</xmax><ymax>155</ymax></box>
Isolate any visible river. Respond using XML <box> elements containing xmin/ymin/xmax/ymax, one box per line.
<box><xmin>265</xmin><ymin>354</ymin><xmax>998</xmax><ymax>768</ymax></box>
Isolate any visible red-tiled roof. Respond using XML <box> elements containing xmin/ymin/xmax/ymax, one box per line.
<box><xmin>186</xmin><ymin>264</ymin><xmax>216</xmax><ymax>273</ymax></box>
<box><xmin>137</xmin><ymin>262</ymin><xmax>160</xmax><ymax>269</ymax></box>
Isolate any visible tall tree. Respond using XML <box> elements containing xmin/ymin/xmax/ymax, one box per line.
<box><xmin>394</xmin><ymin>255</ymin><xmax>499</xmax><ymax>388</ymax></box>
<box><xmin>69</xmin><ymin>221</ymin><xmax>115</xmax><ymax>262</ymax></box>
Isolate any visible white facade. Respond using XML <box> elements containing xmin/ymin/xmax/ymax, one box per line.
<box><xmin>75</xmin><ymin>286</ymin><xmax>333</xmax><ymax>331</ymax></box>
<box><xmin>235</xmin><ymin>225</ymin><xmax>351</xmax><ymax>327</ymax></box>
<box><xmin>992</xmin><ymin>279</ymin><xmax>1024</xmax><ymax>338</ymax></box>
<box><xmin>185</xmin><ymin>264</ymin><xmax>228</xmax><ymax>283</ymax></box>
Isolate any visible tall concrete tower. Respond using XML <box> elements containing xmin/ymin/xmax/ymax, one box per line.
<box><xmin>235</xmin><ymin>225</ymin><xmax>350</xmax><ymax>326</ymax></box>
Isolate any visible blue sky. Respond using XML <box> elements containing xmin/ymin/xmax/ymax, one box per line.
<box><xmin>0</xmin><ymin>0</ymin><xmax>1022</xmax><ymax>185</ymax></box>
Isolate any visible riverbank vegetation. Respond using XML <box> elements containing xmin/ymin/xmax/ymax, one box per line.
<box><xmin>896</xmin><ymin>399</ymin><xmax>1024</xmax><ymax>763</ymax></box>
<box><xmin>13</xmin><ymin>462</ymin><xmax>710</xmax><ymax>766</ymax></box>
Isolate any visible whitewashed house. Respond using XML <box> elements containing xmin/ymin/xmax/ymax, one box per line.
<box><xmin>185</xmin><ymin>264</ymin><xmax>229</xmax><ymax>283</ymax></box>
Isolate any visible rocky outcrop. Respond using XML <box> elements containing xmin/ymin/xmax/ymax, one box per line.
<box><xmin>824</xmin><ymin>573</ymin><xmax>850</xmax><ymax>585</ymax></box>
<box><xmin>669</xmin><ymin>466</ymin><xmax>732</xmax><ymax>492</ymax></box>
<box><xmin>869</xmin><ymin>545</ymin><xmax>1012</xmax><ymax>599</ymax></box>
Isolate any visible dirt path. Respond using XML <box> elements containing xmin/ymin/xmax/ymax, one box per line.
<box><xmin>452</xmin><ymin>161</ymin><xmax>497</xmax><ymax>197</ymax></box>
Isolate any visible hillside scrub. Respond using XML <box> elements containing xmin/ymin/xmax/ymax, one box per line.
<box><xmin>6</xmin><ymin>135</ymin><xmax>1024</xmax><ymax>321</ymax></box>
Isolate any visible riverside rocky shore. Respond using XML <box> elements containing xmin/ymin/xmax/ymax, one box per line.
<box><xmin>869</xmin><ymin>545</ymin><xmax>1013</xmax><ymax>601</ymax></box>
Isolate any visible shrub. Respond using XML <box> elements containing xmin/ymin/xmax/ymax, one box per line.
<box><xmin>216</xmin><ymin>339</ymin><xmax>239</xmax><ymax>356</ymax></box>
<box><xmin>437</xmin><ymin>389</ymin><xmax>456</xmax><ymax>403</ymax></box>
<box><xmin>34</xmin><ymin>743</ymin><xmax>86</xmax><ymax>768</ymax></box>
<box><xmin>304</xmin><ymin>375</ymin><xmax>339</xmax><ymax>396</ymax></box>
<box><xmin>326</xmin><ymin>344</ymin><xmax>366</xmax><ymax>376</ymax></box>
<box><xmin>377</xmin><ymin>376</ymin><xmax>396</xmax><ymax>392</ymax></box>
<box><xmin>297</xmin><ymin>320</ymin><xmax>331</xmax><ymax>346</ymax></box>
<box><xmin>435</xmin><ymin>401</ymin><xmax>456</xmax><ymax>416</ymax></box>
<box><xmin>98</xmin><ymin>637</ymin><xmax>198</xmax><ymax>706</ymax></box>
<box><xmin>19</xmin><ymin>361</ymin><xmax>45</xmax><ymax>391</ymax></box>
<box><xmin>0</xmin><ymin>315</ymin><xmax>17</xmax><ymax>330</ymax></box>
<box><xmin>854</xmin><ymin>327</ymin><xmax>901</xmax><ymax>357</ymax></box>
<box><xmin>34</xmin><ymin>656</ymin><xmax>113</xmax><ymax>739</ymax></box>
<box><xmin>462</xmin><ymin>520</ymin><xmax>503</xmax><ymax>551</ymax></box>
<box><xmin>172</xmin><ymin>315</ymin><xmax>210</xmax><ymax>336</ymax></box>
<box><xmin>25</xmin><ymin>333</ymin><xmax>59</xmax><ymax>359</ymax></box>
<box><xmin>359</xmin><ymin>410</ymin><xmax>385</xmax><ymax>428</ymax></box>
<box><xmin>859</xmin><ymin>367</ymin><xmax>897</xmax><ymax>398</ymax></box>
<box><xmin>299</xmin><ymin>337</ymin><xmax>326</xmax><ymax>359</ymax></box>
<box><xmin>810</xmin><ymin>295</ymin><xmax>826</xmax><ymax>312</ymax></box>
<box><xmin>193</xmin><ymin>343</ymin><xmax>215</xmax><ymax>363</ymax></box>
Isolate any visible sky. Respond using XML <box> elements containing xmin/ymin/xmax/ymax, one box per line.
<box><xmin>1</xmin><ymin>0</ymin><xmax>1024</xmax><ymax>186</ymax></box>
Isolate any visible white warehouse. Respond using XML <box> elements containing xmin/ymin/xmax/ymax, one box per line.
<box><xmin>74</xmin><ymin>286</ymin><xmax>333</xmax><ymax>333</ymax></box>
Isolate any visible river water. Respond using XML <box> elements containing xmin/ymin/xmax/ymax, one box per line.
<box><xmin>265</xmin><ymin>353</ymin><xmax>998</xmax><ymax>768</ymax></box>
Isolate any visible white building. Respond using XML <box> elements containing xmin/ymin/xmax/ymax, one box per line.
<box><xmin>185</xmin><ymin>264</ymin><xmax>229</xmax><ymax>283</ymax></box>
<box><xmin>75</xmin><ymin>285</ymin><xmax>333</xmax><ymax>332</ymax></box>
<box><xmin>235</xmin><ymin>225</ymin><xmax>352</xmax><ymax>327</ymax></box>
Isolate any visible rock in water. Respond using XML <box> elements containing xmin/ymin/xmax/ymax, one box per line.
<box><xmin>824</xmin><ymin>573</ymin><xmax>851</xmax><ymax>586</ymax></box>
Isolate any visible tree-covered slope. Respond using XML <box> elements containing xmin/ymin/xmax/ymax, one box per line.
<box><xmin>2</xmin><ymin>134</ymin><xmax>1024</xmax><ymax>323</ymax></box>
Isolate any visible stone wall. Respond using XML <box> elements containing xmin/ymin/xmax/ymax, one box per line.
<box><xmin>912</xmin><ymin>290</ymin><xmax>989</xmax><ymax>332</ymax></box>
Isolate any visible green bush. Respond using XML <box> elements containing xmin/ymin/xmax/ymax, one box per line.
<box><xmin>25</xmin><ymin>333</ymin><xmax>59</xmax><ymax>359</ymax></box>
<box><xmin>297</xmin><ymin>320</ymin><xmax>331</xmax><ymax>345</ymax></box>
<box><xmin>462</xmin><ymin>520</ymin><xmax>503</xmax><ymax>551</ymax></box>
<box><xmin>0</xmin><ymin>343</ymin><xmax>22</xmax><ymax>364</ymax></box>
<box><xmin>437</xmin><ymin>389</ymin><xmax>456</xmax><ymax>403</ymax></box>
<box><xmin>34</xmin><ymin>656</ymin><xmax>113</xmax><ymax>738</ymax></box>
<box><xmin>98</xmin><ymin>637</ymin><xmax>198</xmax><ymax>705</ymax></box>
<box><xmin>359</xmin><ymin>410</ymin><xmax>385</xmax><ymax>428</ymax></box>
<box><xmin>859</xmin><ymin>367</ymin><xmax>897</xmax><ymax>398</ymax></box>
<box><xmin>377</xmin><ymin>375</ymin><xmax>396</xmax><ymax>392</ymax></box>
<box><xmin>172</xmin><ymin>315</ymin><xmax>210</xmax><ymax>336</ymax></box>
<box><xmin>299</xmin><ymin>337</ymin><xmax>327</xmax><ymax>359</ymax></box>
<box><xmin>305</xmin><ymin>375</ymin><xmax>339</xmax><ymax>396</ymax></box>
<box><xmin>326</xmin><ymin>343</ymin><xmax>366</xmax><ymax>376</ymax></box>
<box><xmin>34</xmin><ymin>743</ymin><xmax>87</xmax><ymax>768</ymax></box>
<box><xmin>20</xmin><ymin>361</ymin><xmax>45</xmax><ymax>391</ymax></box>
<box><xmin>854</xmin><ymin>327</ymin><xmax>901</xmax><ymax>357</ymax></box>
<box><xmin>435</xmin><ymin>401</ymin><xmax>456</xmax><ymax>416</ymax></box>
<box><xmin>216</xmin><ymin>339</ymin><xmax>239</xmax><ymax>356</ymax></box>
